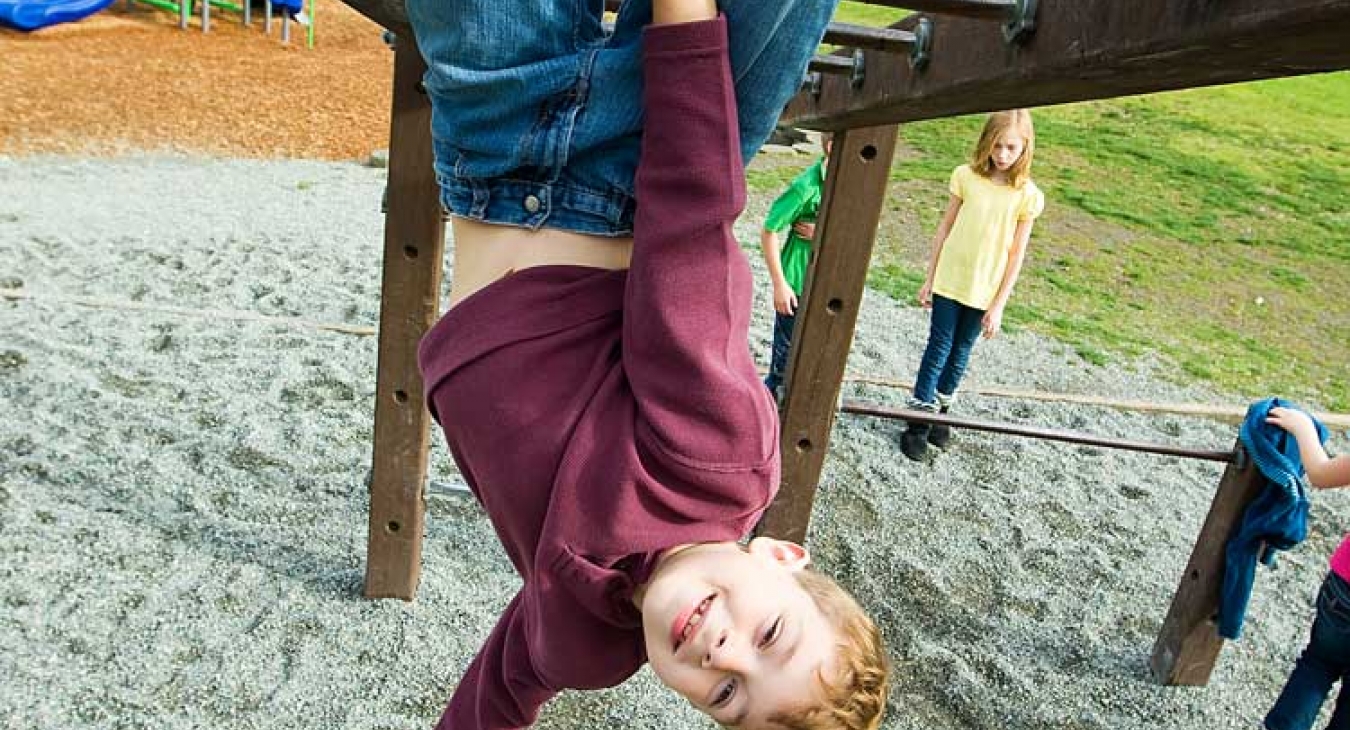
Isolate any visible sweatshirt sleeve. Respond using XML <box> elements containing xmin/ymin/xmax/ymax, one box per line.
<box><xmin>621</xmin><ymin>15</ymin><xmax>778</xmax><ymax>473</ymax></box>
<box><xmin>763</xmin><ymin>177</ymin><xmax>808</xmax><ymax>233</ymax></box>
<box><xmin>435</xmin><ymin>592</ymin><xmax>556</xmax><ymax>730</ymax></box>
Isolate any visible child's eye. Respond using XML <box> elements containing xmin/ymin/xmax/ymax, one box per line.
<box><xmin>713</xmin><ymin>677</ymin><xmax>737</xmax><ymax>707</ymax></box>
<box><xmin>759</xmin><ymin>616</ymin><xmax>783</xmax><ymax>648</ymax></box>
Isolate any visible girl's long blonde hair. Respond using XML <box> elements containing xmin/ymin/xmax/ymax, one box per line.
<box><xmin>970</xmin><ymin>109</ymin><xmax>1035</xmax><ymax>189</ymax></box>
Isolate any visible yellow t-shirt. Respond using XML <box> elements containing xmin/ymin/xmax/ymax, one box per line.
<box><xmin>932</xmin><ymin>164</ymin><xmax>1045</xmax><ymax>310</ymax></box>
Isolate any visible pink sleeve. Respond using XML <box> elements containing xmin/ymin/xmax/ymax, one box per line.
<box><xmin>622</xmin><ymin>16</ymin><xmax>778</xmax><ymax>471</ymax></box>
<box><xmin>1331</xmin><ymin>534</ymin><xmax>1350</xmax><ymax>581</ymax></box>
<box><xmin>436</xmin><ymin>593</ymin><xmax>556</xmax><ymax>730</ymax></box>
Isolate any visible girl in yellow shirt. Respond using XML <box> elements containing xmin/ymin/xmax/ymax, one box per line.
<box><xmin>902</xmin><ymin>110</ymin><xmax>1045</xmax><ymax>460</ymax></box>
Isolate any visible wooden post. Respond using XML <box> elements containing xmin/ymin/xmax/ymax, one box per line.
<box><xmin>364</xmin><ymin>37</ymin><xmax>445</xmax><ymax>600</ymax></box>
<box><xmin>756</xmin><ymin>125</ymin><xmax>898</xmax><ymax>543</ymax></box>
<box><xmin>1150</xmin><ymin>442</ymin><xmax>1265</xmax><ymax>685</ymax></box>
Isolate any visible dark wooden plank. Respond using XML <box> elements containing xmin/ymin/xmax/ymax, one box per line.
<box><xmin>756</xmin><ymin>125</ymin><xmax>899</xmax><ymax>544</ymax></box>
<box><xmin>840</xmin><ymin>400</ymin><xmax>1238</xmax><ymax>463</ymax></box>
<box><xmin>364</xmin><ymin>37</ymin><xmax>446</xmax><ymax>601</ymax></box>
<box><xmin>1150</xmin><ymin>444</ymin><xmax>1266</xmax><ymax>685</ymax></box>
<box><xmin>785</xmin><ymin>0</ymin><xmax>1350</xmax><ymax>129</ymax></box>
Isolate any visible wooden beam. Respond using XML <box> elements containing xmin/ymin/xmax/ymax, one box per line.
<box><xmin>1150</xmin><ymin>443</ymin><xmax>1265</xmax><ymax>685</ymax></box>
<box><xmin>364</xmin><ymin>36</ymin><xmax>446</xmax><ymax>601</ymax></box>
<box><xmin>756</xmin><ymin>125</ymin><xmax>899</xmax><ymax>544</ymax></box>
<box><xmin>785</xmin><ymin>0</ymin><xmax>1350</xmax><ymax>129</ymax></box>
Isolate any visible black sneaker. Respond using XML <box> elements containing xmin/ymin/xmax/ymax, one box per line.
<box><xmin>901</xmin><ymin>423</ymin><xmax>930</xmax><ymax>461</ymax></box>
<box><xmin>928</xmin><ymin>406</ymin><xmax>952</xmax><ymax>448</ymax></box>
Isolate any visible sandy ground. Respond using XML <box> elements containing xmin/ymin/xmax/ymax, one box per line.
<box><xmin>2</xmin><ymin>152</ymin><xmax>1348</xmax><ymax>730</ymax></box>
<box><xmin>0</xmin><ymin>1</ymin><xmax>392</xmax><ymax>159</ymax></box>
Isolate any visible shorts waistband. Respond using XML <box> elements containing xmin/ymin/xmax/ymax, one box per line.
<box><xmin>437</xmin><ymin>158</ymin><xmax>636</xmax><ymax>237</ymax></box>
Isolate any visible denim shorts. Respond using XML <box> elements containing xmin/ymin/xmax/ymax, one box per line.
<box><xmin>405</xmin><ymin>0</ymin><xmax>839</xmax><ymax>236</ymax></box>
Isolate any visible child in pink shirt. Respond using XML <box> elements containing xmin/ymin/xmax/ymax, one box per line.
<box><xmin>1263</xmin><ymin>406</ymin><xmax>1350</xmax><ymax>730</ymax></box>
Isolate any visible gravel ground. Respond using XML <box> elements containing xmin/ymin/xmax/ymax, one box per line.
<box><xmin>2</xmin><ymin>153</ymin><xmax>1348</xmax><ymax>730</ymax></box>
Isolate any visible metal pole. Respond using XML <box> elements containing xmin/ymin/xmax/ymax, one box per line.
<box><xmin>840</xmin><ymin>400</ymin><xmax>1238</xmax><ymax>463</ymax></box>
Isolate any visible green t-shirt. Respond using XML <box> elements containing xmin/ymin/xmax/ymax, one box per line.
<box><xmin>763</xmin><ymin>158</ymin><xmax>825</xmax><ymax>295</ymax></box>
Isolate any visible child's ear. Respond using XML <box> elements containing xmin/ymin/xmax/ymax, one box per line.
<box><xmin>747</xmin><ymin>537</ymin><xmax>811</xmax><ymax>571</ymax></box>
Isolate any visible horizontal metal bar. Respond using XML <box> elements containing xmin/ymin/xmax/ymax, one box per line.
<box><xmin>855</xmin><ymin>0</ymin><xmax>1013</xmax><ymax>19</ymax></box>
<box><xmin>823</xmin><ymin>22</ymin><xmax>918</xmax><ymax>52</ymax></box>
<box><xmin>784</xmin><ymin>0</ymin><xmax>1350</xmax><ymax>130</ymax></box>
<box><xmin>809</xmin><ymin>55</ymin><xmax>855</xmax><ymax>74</ymax></box>
<box><xmin>598</xmin><ymin>19</ymin><xmax>920</xmax><ymax>59</ymax></box>
<box><xmin>840</xmin><ymin>399</ymin><xmax>1238</xmax><ymax>463</ymax></box>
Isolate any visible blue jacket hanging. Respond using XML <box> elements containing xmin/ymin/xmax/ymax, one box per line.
<box><xmin>1219</xmin><ymin>397</ymin><xmax>1325</xmax><ymax>639</ymax></box>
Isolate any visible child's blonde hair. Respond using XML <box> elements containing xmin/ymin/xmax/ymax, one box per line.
<box><xmin>767</xmin><ymin>569</ymin><xmax>890</xmax><ymax>730</ymax></box>
<box><xmin>970</xmin><ymin>109</ymin><xmax>1035</xmax><ymax>189</ymax></box>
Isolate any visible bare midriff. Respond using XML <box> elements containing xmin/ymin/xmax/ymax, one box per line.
<box><xmin>446</xmin><ymin>218</ymin><xmax>635</xmax><ymax>310</ymax></box>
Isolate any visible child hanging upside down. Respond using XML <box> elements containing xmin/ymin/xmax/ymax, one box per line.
<box><xmin>405</xmin><ymin>0</ymin><xmax>890</xmax><ymax>728</ymax></box>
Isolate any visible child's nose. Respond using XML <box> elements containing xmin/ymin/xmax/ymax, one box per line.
<box><xmin>702</xmin><ymin>630</ymin><xmax>752</xmax><ymax>672</ymax></box>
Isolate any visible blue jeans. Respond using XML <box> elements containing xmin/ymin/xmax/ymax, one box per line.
<box><xmin>912</xmin><ymin>294</ymin><xmax>984</xmax><ymax>406</ymax></box>
<box><xmin>764</xmin><ymin>311</ymin><xmax>795</xmax><ymax>399</ymax></box>
<box><xmin>1266</xmin><ymin>571</ymin><xmax>1350</xmax><ymax>730</ymax></box>
<box><xmin>405</xmin><ymin>0</ymin><xmax>840</xmax><ymax>237</ymax></box>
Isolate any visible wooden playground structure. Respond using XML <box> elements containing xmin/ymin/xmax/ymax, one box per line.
<box><xmin>338</xmin><ymin>0</ymin><xmax>1350</xmax><ymax>689</ymax></box>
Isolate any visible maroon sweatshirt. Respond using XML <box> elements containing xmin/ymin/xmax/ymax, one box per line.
<box><xmin>417</xmin><ymin>17</ymin><xmax>780</xmax><ymax>730</ymax></box>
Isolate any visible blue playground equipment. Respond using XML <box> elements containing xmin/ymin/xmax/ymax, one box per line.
<box><xmin>0</xmin><ymin>0</ymin><xmax>115</xmax><ymax>30</ymax></box>
<box><xmin>0</xmin><ymin>0</ymin><xmax>314</xmax><ymax>46</ymax></box>
<box><xmin>125</xmin><ymin>0</ymin><xmax>314</xmax><ymax>46</ymax></box>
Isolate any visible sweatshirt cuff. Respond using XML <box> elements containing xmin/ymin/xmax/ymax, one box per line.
<box><xmin>642</xmin><ymin>13</ymin><xmax>728</xmax><ymax>58</ymax></box>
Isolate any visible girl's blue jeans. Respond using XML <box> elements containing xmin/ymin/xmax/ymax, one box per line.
<box><xmin>404</xmin><ymin>0</ymin><xmax>840</xmax><ymax>237</ymax></box>
<box><xmin>912</xmin><ymin>294</ymin><xmax>984</xmax><ymax>406</ymax></box>
<box><xmin>1265</xmin><ymin>570</ymin><xmax>1350</xmax><ymax>730</ymax></box>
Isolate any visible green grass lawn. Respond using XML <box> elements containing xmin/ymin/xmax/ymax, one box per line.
<box><xmin>834</xmin><ymin>1</ymin><xmax>908</xmax><ymax>27</ymax></box>
<box><xmin>756</xmin><ymin>68</ymin><xmax>1350</xmax><ymax>412</ymax></box>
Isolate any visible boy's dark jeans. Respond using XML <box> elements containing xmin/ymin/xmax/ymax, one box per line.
<box><xmin>764</xmin><ymin>311</ymin><xmax>795</xmax><ymax>400</ymax></box>
<box><xmin>1266</xmin><ymin>570</ymin><xmax>1350</xmax><ymax>730</ymax></box>
<box><xmin>913</xmin><ymin>294</ymin><xmax>984</xmax><ymax>406</ymax></box>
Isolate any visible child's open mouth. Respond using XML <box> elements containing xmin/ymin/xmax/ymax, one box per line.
<box><xmin>671</xmin><ymin>593</ymin><xmax>716</xmax><ymax>653</ymax></box>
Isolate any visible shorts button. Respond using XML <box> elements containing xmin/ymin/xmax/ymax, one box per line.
<box><xmin>523</xmin><ymin>195</ymin><xmax>541</xmax><ymax>213</ymax></box>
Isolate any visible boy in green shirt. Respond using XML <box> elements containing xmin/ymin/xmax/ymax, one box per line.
<box><xmin>759</xmin><ymin>134</ymin><xmax>830</xmax><ymax>400</ymax></box>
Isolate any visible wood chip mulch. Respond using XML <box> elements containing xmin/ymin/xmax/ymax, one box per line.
<box><xmin>1</xmin><ymin>1</ymin><xmax>394</xmax><ymax>160</ymax></box>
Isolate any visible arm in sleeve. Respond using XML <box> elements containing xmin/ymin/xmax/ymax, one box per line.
<box><xmin>1018</xmin><ymin>183</ymin><xmax>1045</xmax><ymax>221</ymax></box>
<box><xmin>763</xmin><ymin>180</ymin><xmax>808</xmax><ymax>234</ymax></box>
<box><xmin>436</xmin><ymin>592</ymin><xmax>556</xmax><ymax>730</ymax></box>
<box><xmin>622</xmin><ymin>16</ymin><xmax>776</xmax><ymax>469</ymax></box>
